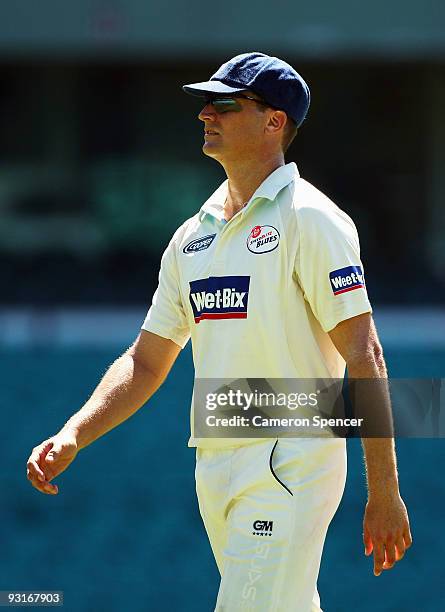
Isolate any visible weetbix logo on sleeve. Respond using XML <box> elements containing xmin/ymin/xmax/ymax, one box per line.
<box><xmin>329</xmin><ymin>265</ymin><xmax>365</xmax><ymax>295</ymax></box>
<box><xmin>189</xmin><ymin>276</ymin><xmax>250</xmax><ymax>323</ymax></box>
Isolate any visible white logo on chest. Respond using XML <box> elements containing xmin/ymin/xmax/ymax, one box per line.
<box><xmin>247</xmin><ymin>225</ymin><xmax>280</xmax><ymax>254</ymax></box>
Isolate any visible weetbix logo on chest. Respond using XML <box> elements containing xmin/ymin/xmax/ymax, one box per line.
<box><xmin>329</xmin><ymin>265</ymin><xmax>365</xmax><ymax>295</ymax></box>
<box><xmin>189</xmin><ymin>276</ymin><xmax>250</xmax><ymax>323</ymax></box>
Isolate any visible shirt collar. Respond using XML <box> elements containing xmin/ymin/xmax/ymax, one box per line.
<box><xmin>199</xmin><ymin>162</ymin><xmax>299</xmax><ymax>222</ymax></box>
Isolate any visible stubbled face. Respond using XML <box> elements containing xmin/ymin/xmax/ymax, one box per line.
<box><xmin>198</xmin><ymin>91</ymin><xmax>271</xmax><ymax>165</ymax></box>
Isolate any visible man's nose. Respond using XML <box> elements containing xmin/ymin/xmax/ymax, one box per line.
<box><xmin>198</xmin><ymin>103</ymin><xmax>217</xmax><ymax>121</ymax></box>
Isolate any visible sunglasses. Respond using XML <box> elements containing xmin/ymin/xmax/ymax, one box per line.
<box><xmin>202</xmin><ymin>93</ymin><xmax>272</xmax><ymax>113</ymax></box>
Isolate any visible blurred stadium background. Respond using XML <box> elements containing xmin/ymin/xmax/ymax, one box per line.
<box><xmin>1</xmin><ymin>2</ymin><xmax>444</xmax><ymax>611</ymax></box>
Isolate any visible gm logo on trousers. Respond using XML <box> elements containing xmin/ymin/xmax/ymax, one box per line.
<box><xmin>252</xmin><ymin>520</ymin><xmax>273</xmax><ymax>536</ymax></box>
<box><xmin>189</xmin><ymin>276</ymin><xmax>250</xmax><ymax>323</ymax></box>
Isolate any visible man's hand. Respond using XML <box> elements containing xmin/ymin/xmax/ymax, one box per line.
<box><xmin>329</xmin><ymin>315</ymin><xmax>413</xmax><ymax>576</ymax></box>
<box><xmin>26</xmin><ymin>432</ymin><xmax>79</xmax><ymax>495</ymax></box>
<box><xmin>25</xmin><ymin>331</ymin><xmax>181</xmax><ymax>496</ymax></box>
<box><xmin>363</xmin><ymin>492</ymin><xmax>412</xmax><ymax>576</ymax></box>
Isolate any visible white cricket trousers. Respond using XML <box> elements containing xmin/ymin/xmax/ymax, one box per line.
<box><xmin>195</xmin><ymin>438</ymin><xmax>347</xmax><ymax>612</ymax></box>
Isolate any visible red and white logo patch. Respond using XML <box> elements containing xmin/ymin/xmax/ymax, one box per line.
<box><xmin>247</xmin><ymin>225</ymin><xmax>280</xmax><ymax>254</ymax></box>
<box><xmin>251</xmin><ymin>225</ymin><xmax>262</xmax><ymax>239</ymax></box>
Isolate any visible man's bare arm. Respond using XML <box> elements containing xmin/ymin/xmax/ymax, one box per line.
<box><xmin>26</xmin><ymin>330</ymin><xmax>181</xmax><ymax>495</ymax></box>
<box><xmin>328</xmin><ymin>313</ymin><xmax>412</xmax><ymax>576</ymax></box>
<box><xmin>62</xmin><ymin>330</ymin><xmax>181</xmax><ymax>449</ymax></box>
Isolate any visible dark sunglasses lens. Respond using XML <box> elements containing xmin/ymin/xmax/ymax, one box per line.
<box><xmin>204</xmin><ymin>98</ymin><xmax>242</xmax><ymax>113</ymax></box>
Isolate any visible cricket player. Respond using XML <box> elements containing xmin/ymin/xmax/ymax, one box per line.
<box><xmin>27</xmin><ymin>52</ymin><xmax>412</xmax><ymax>611</ymax></box>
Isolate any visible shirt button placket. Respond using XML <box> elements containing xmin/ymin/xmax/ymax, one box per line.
<box><xmin>211</xmin><ymin>215</ymin><xmax>242</xmax><ymax>276</ymax></box>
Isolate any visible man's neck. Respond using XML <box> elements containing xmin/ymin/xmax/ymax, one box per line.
<box><xmin>222</xmin><ymin>154</ymin><xmax>285</xmax><ymax>221</ymax></box>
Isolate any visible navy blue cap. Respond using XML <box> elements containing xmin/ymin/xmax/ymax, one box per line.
<box><xmin>182</xmin><ymin>52</ymin><xmax>310</xmax><ymax>128</ymax></box>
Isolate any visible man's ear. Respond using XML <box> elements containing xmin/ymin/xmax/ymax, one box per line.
<box><xmin>265</xmin><ymin>110</ymin><xmax>287</xmax><ymax>135</ymax></box>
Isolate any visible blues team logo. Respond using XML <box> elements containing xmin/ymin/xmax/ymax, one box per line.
<box><xmin>189</xmin><ymin>276</ymin><xmax>250</xmax><ymax>323</ymax></box>
<box><xmin>183</xmin><ymin>234</ymin><xmax>216</xmax><ymax>254</ymax></box>
<box><xmin>329</xmin><ymin>265</ymin><xmax>365</xmax><ymax>295</ymax></box>
<box><xmin>247</xmin><ymin>225</ymin><xmax>280</xmax><ymax>254</ymax></box>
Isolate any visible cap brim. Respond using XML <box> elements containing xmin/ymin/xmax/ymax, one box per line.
<box><xmin>182</xmin><ymin>80</ymin><xmax>245</xmax><ymax>97</ymax></box>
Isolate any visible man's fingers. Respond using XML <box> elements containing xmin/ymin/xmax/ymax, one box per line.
<box><xmin>27</xmin><ymin>434</ymin><xmax>78</xmax><ymax>495</ymax></box>
<box><xmin>404</xmin><ymin>527</ymin><xmax>413</xmax><ymax>549</ymax></box>
<box><xmin>44</xmin><ymin>447</ymin><xmax>62</xmax><ymax>479</ymax></box>
<box><xmin>26</xmin><ymin>461</ymin><xmax>45</xmax><ymax>482</ymax></box>
<box><xmin>35</xmin><ymin>440</ymin><xmax>54</xmax><ymax>461</ymax></box>
<box><xmin>395</xmin><ymin>536</ymin><xmax>406</xmax><ymax>561</ymax></box>
<box><xmin>43</xmin><ymin>482</ymin><xmax>58</xmax><ymax>495</ymax></box>
<box><xmin>363</xmin><ymin>528</ymin><xmax>373</xmax><ymax>556</ymax></box>
<box><xmin>364</xmin><ymin>496</ymin><xmax>412</xmax><ymax>576</ymax></box>
<box><xmin>26</xmin><ymin>468</ymin><xmax>59</xmax><ymax>495</ymax></box>
<box><xmin>36</xmin><ymin>481</ymin><xmax>58</xmax><ymax>494</ymax></box>
<box><xmin>27</xmin><ymin>441</ymin><xmax>54</xmax><ymax>479</ymax></box>
<box><xmin>39</xmin><ymin>481</ymin><xmax>59</xmax><ymax>495</ymax></box>
<box><xmin>374</xmin><ymin>529</ymin><xmax>412</xmax><ymax>573</ymax></box>
<box><xmin>382</xmin><ymin>543</ymin><xmax>396</xmax><ymax>570</ymax></box>
<box><xmin>373</xmin><ymin>541</ymin><xmax>385</xmax><ymax>576</ymax></box>
<box><xmin>26</xmin><ymin>440</ymin><xmax>61</xmax><ymax>494</ymax></box>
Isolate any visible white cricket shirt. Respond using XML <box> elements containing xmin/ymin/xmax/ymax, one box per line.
<box><xmin>142</xmin><ymin>163</ymin><xmax>372</xmax><ymax>447</ymax></box>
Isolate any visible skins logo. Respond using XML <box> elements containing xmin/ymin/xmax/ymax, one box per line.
<box><xmin>247</xmin><ymin>225</ymin><xmax>280</xmax><ymax>254</ymax></box>
<box><xmin>329</xmin><ymin>265</ymin><xmax>365</xmax><ymax>295</ymax></box>
<box><xmin>183</xmin><ymin>234</ymin><xmax>216</xmax><ymax>254</ymax></box>
<box><xmin>189</xmin><ymin>276</ymin><xmax>250</xmax><ymax>323</ymax></box>
<box><xmin>252</xmin><ymin>520</ymin><xmax>273</xmax><ymax>536</ymax></box>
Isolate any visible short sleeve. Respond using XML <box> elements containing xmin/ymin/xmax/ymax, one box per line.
<box><xmin>294</xmin><ymin>206</ymin><xmax>372</xmax><ymax>332</ymax></box>
<box><xmin>141</xmin><ymin>237</ymin><xmax>191</xmax><ymax>348</ymax></box>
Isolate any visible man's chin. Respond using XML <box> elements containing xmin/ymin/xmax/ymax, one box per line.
<box><xmin>202</xmin><ymin>143</ymin><xmax>223</xmax><ymax>160</ymax></box>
